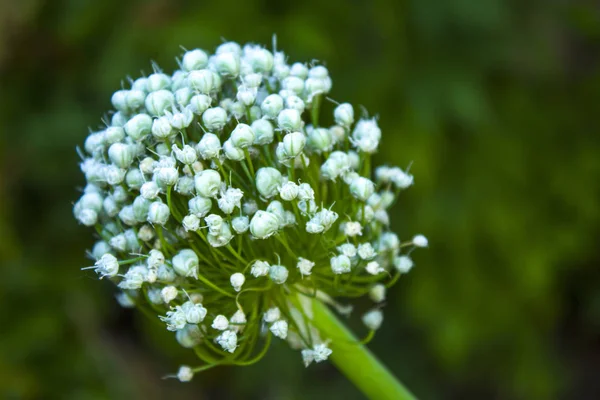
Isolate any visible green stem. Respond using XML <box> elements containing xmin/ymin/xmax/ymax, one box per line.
<box><xmin>311</xmin><ymin>299</ymin><xmax>416</xmax><ymax>400</ymax></box>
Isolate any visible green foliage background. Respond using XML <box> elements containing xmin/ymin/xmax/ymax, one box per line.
<box><xmin>1</xmin><ymin>0</ymin><xmax>599</xmax><ymax>399</ymax></box>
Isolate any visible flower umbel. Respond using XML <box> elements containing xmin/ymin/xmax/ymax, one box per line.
<box><xmin>75</xmin><ymin>40</ymin><xmax>426</xmax><ymax>380</ymax></box>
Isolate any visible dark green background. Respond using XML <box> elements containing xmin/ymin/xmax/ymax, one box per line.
<box><xmin>1</xmin><ymin>0</ymin><xmax>599</xmax><ymax>399</ymax></box>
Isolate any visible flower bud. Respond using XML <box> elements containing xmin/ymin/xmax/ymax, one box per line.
<box><xmin>255</xmin><ymin>167</ymin><xmax>282</xmax><ymax>198</ymax></box>
<box><xmin>167</xmin><ymin>107</ymin><xmax>193</xmax><ymax>130</ymax></box>
<box><xmin>279</xmin><ymin>181</ymin><xmax>299</xmax><ymax>201</ymax></box>
<box><xmin>349</xmin><ymin>177</ymin><xmax>375</xmax><ymax>202</ymax></box>
<box><xmin>188</xmin><ymin>69</ymin><xmax>214</xmax><ymax>94</ymax></box>
<box><xmin>243</xmin><ymin>73</ymin><xmax>262</xmax><ymax>87</ymax></box>
<box><xmin>104</xmin><ymin>165</ymin><xmax>126</xmax><ymax>185</ymax></box>
<box><xmin>104</xmin><ymin>126</ymin><xmax>125</xmax><ymax>144</ymax></box>
<box><xmin>261</xmin><ymin>94</ymin><xmax>284</xmax><ymax>119</ymax></box>
<box><xmin>285</xmin><ymin>95</ymin><xmax>305</xmax><ymax>112</ymax></box>
<box><xmin>297</xmin><ymin>257</ymin><xmax>315</xmax><ymax>276</ymax></box>
<box><xmin>236</xmin><ymin>85</ymin><xmax>257</xmax><ymax>107</ymax></box>
<box><xmin>289</xmin><ymin>62</ymin><xmax>308</xmax><ymax>78</ymax></box>
<box><xmin>125</xmin><ymin>168</ymin><xmax>144</xmax><ymax>189</ymax></box>
<box><xmin>282</xmin><ymin>131</ymin><xmax>306</xmax><ymax>158</ymax></box>
<box><xmin>176</xmin><ymin>325</ymin><xmax>203</xmax><ymax>349</ymax></box>
<box><xmin>357</xmin><ymin>243</ymin><xmax>376</xmax><ymax>260</ymax></box>
<box><xmin>277</xmin><ymin>109</ymin><xmax>302</xmax><ymax>131</ymax></box>
<box><xmin>251</xmin><ymin>260</ymin><xmax>270</xmax><ymax>277</ymax></box>
<box><xmin>230</xmin><ymin>123</ymin><xmax>255</xmax><ymax>148</ymax></box>
<box><xmin>213</xmin><ymin>51</ymin><xmax>240</xmax><ymax>78</ymax></box>
<box><xmin>182</xmin><ymin>49</ymin><xmax>208</xmax><ymax>71</ymax></box>
<box><xmin>270</xmin><ymin>320</ymin><xmax>288</xmax><ymax>339</ymax></box>
<box><xmin>108</xmin><ymin>143</ymin><xmax>134</xmax><ymax>168</ymax></box>
<box><xmin>172</xmin><ymin>144</ymin><xmax>198</xmax><ymax>165</ymax></box>
<box><xmin>216</xmin><ymin>330</ymin><xmax>237</xmax><ymax>353</ymax></box>
<box><xmin>182</xmin><ymin>301</ymin><xmax>208</xmax><ymax>324</ymax></box>
<box><xmin>223</xmin><ymin>139</ymin><xmax>244</xmax><ymax>161</ymax></box>
<box><xmin>132</xmin><ymin>196</ymin><xmax>151</xmax><ymax>222</ymax></box>
<box><xmin>189</xmin><ymin>94</ymin><xmax>212</xmax><ymax>115</ymax></box>
<box><xmin>362</xmin><ymin>309</ymin><xmax>383</xmax><ymax>330</ymax></box>
<box><xmin>282</xmin><ymin>76</ymin><xmax>304</xmax><ymax>95</ymax></box>
<box><xmin>111</xmin><ymin>90</ymin><xmax>128</xmax><ymax>112</ymax></box>
<box><xmin>145</xmin><ymin>90</ymin><xmax>175</xmax><ymax>116</ymax></box>
<box><xmin>202</xmin><ymin>107</ymin><xmax>228</xmax><ymax>131</ymax></box>
<box><xmin>251</xmin><ymin>119</ymin><xmax>274</xmax><ymax>145</ymax></box>
<box><xmin>89</xmin><ymin>253</ymin><xmax>119</xmax><ymax>278</ymax></box>
<box><xmin>249</xmin><ymin>210</ymin><xmax>279</xmax><ymax>239</ymax></box>
<box><xmin>147</xmin><ymin>201</ymin><xmax>170</xmax><ymax>225</ymax></box>
<box><xmin>182</xmin><ymin>214</ymin><xmax>200</xmax><ymax>232</ymax></box>
<box><xmin>334</xmin><ymin>103</ymin><xmax>354</xmax><ymax>127</ymax></box>
<box><xmin>307</xmin><ymin>128</ymin><xmax>333</xmax><ymax>153</ymax></box>
<box><xmin>188</xmin><ymin>196</ymin><xmax>212</xmax><ymax>217</ymax></box>
<box><xmin>161</xmin><ymin>286</ymin><xmax>178</xmax><ymax>303</ymax></box>
<box><xmin>91</xmin><ymin>240</ymin><xmax>112</xmax><ymax>259</ymax></box>
<box><xmin>330</xmin><ymin>254</ymin><xmax>351</xmax><ymax>274</ymax></box>
<box><xmin>194</xmin><ymin>169</ymin><xmax>221</xmax><ymax>198</ymax></box>
<box><xmin>154</xmin><ymin>166</ymin><xmax>179</xmax><ymax>187</ymax></box>
<box><xmin>394</xmin><ymin>255</ymin><xmax>414</xmax><ymax>273</ymax></box>
<box><xmin>412</xmin><ymin>234</ymin><xmax>428</xmax><ymax>248</ymax></box>
<box><xmin>196</xmin><ymin>133</ymin><xmax>221</xmax><ymax>159</ymax></box>
<box><xmin>269</xmin><ymin>264</ymin><xmax>289</xmax><ymax>284</ymax></box>
<box><xmin>369</xmin><ymin>284</ymin><xmax>386</xmax><ymax>303</ymax></box>
<box><xmin>231</xmin><ymin>215</ymin><xmax>249</xmax><ymax>233</ymax></box>
<box><xmin>147</xmin><ymin>73</ymin><xmax>171</xmax><ymax>92</ymax></box>
<box><xmin>152</xmin><ymin>116</ymin><xmax>174</xmax><ymax>140</ymax></box>
<box><xmin>365</xmin><ymin>261</ymin><xmax>384</xmax><ymax>275</ymax></box>
<box><xmin>230</xmin><ymin>273</ymin><xmax>245</xmax><ymax>292</ymax></box>
<box><xmin>172</xmin><ymin>249</ymin><xmax>199</xmax><ymax>279</ymax></box>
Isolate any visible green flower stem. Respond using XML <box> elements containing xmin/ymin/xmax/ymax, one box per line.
<box><xmin>311</xmin><ymin>299</ymin><xmax>417</xmax><ymax>400</ymax></box>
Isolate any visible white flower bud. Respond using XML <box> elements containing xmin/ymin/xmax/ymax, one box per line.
<box><xmin>230</xmin><ymin>123</ymin><xmax>255</xmax><ymax>148</ymax></box>
<box><xmin>117</xmin><ymin>206</ymin><xmax>135</xmax><ymax>226</ymax></box>
<box><xmin>365</xmin><ymin>261</ymin><xmax>384</xmax><ymax>275</ymax></box>
<box><xmin>349</xmin><ymin>177</ymin><xmax>375</xmax><ymax>201</ymax></box>
<box><xmin>255</xmin><ymin>167</ymin><xmax>282</xmax><ymax>198</ymax></box>
<box><xmin>344</xmin><ymin>221</ymin><xmax>363</xmax><ymax>237</ymax></box>
<box><xmin>250</xmin><ymin>210</ymin><xmax>279</xmax><ymax>239</ymax></box>
<box><xmin>279</xmin><ymin>181</ymin><xmax>299</xmax><ymax>201</ymax></box>
<box><xmin>125</xmin><ymin>169</ymin><xmax>144</xmax><ymax>189</ymax></box>
<box><xmin>182</xmin><ymin>49</ymin><xmax>208</xmax><ymax>71</ymax></box>
<box><xmin>266</xmin><ymin>201</ymin><xmax>286</xmax><ymax>228</ymax></box>
<box><xmin>104</xmin><ymin>126</ymin><xmax>125</xmax><ymax>144</ymax></box>
<box><xmin>357</xmin><ymin>243</ymin><xmax>376</xmax><ymax>260</ymax></box>
<box><xmin>270</xmin><ymin>320</ymin><xmax>288</xmax><ymax>339</ymax></box>
<box><xmin>194</xmin><ymin>169</ymin><xmax>222</xmax><ymax>198</ymax></box>
<box><xmin>204</xmin><ymin>214</ymin><xmax>223</xmax><ymax>236</ymax></box>
<box><xmin>251</xmin><ymin>260</ymin><xmax>270</xmax><ymax>277</ymax></box>
<box><xmin>172</xmin><ymin>249</ymin><xmax>199</xmax><ymax>279</ymax></box>
<box><xmin>334</xmin><ymin>103</ymin><xmax>354</xmax><ymax>127</ymax></box>
<box><xmin>331</xmin><ymin>255</ymin><xmax>351</xmax><ymax>274</ymax></box>
<box><xmin>285</xmin><ymin>95</ymin><xmax>305</xmax><ymax>112</ymax></box>
<box><xmin>161</xmin><ymin>286</ymin><xmax>178</xmax><ymax>303</ymax></box>
<box><xmin>362</xmin><ymin>310</ymin><xmax>383</xmax><ymax>330</ymax></box>
<box><xmin>152</xmin><ymin>116</ymin><xmax>174</xmax><ymax>139</ymax></box>
<box><xmin>111</xmin><ymin>90</ymin><xmax>128</xmax><ymax>112</ymax></box>
<box><xmin>307</xmin><ymin>128</ymin><xmax>333</xmax><ymax>153</ymax></box>
<box><xmin>145</xmin><ymin>90</ymin><xmax>175</xmax><ymax>116</ymax></box>
<box><xmin>236</xmin><ymin>85</ymin><xmax>257</xmax><ymax>107</ymax></box>
<box><xmin>297</xmin><ymin>183</ymin><xmax>315</xmax><ymax>201</ymax></box>
<box><xmin>147</xmin><ymin>73</ymin><xmax>171</xmax><ymax>92</ymax></box>
<box><xmin>269</xmin><ymin>264</ymin><xmax>289</xmax><ymax>284</ymax></box>
<box><xmin>277</xmin><ymin>109</ymin><xmax>302</xmax><ymax>131</ymax></box>
<box><xmin>212</xmin><ymin>315</ymin><xmax>229</xmax><ymax>330</ymax></box>
<box><xmin>337</xmin><ymin>243</ymin><xmax>357</xmax><ymax>258</ymax></box>
<box><xmin>176</xmin><ymin>365</ymin><xmax>194</xmax><ymax>383</ymax></box>
<box><xmin>289</xmin><ymin>62</ymin><xmax>308</xmax><ymax>78</ymax></box>
<box><xmin>196</xmin><ymin>133</ymin><xmax>221</xmax><ymax>160</ymax></box>
<box><xmin>261</xmin><ymin>94</ymin><xmax>284</xmax><ymax>118</ymax></box>
<box><xmin>154</xmin><ymin>166</ymin><xmax>179</xmax><ymax>187</ymax></box>
<box><xmin>188</xmin><ymin>196</ymin><xmax>212</xmax><ymax>217</ymax></box>
<box><xmin>176</xmin><ymin>325</ymin><xmax>203</xmax><ymax>348</ymax></box>
<box><xmin>356</xmin><ymin>204</ymin><xmax>375</xmax><ymax>223</ymax></box>
<box><xmin>281</xmin><ymin>76</ymin><xmax>304</xmax><ymax>95</ymax></box>
<box><xmin>312</xmin><ymin>343</ymin><xmax>332</xmax><ymax>363</ymax></box>
<box><xmin>251</xmin><ymin>119</ymin><xmax>274</xmax><ymax>145</ymax></box>
<box><xmin>182</xmin><ymin>300</ymin><xmax>208</xmax><ymax>324</ymax></box>
<box><xmin>297</xmin><ymin>257</ymin><xmax>315</xmax><ymax>276</ymax></box>
<box><xmin>263</xmin><ymin>307</ymin><xmax>281</xmax><ymax>323</ymax></box>
<box><xmin>137</xmin><ymin>224</ymin><xmax>155</xmax><ymax>242</ymax></box>
<box><xmin>118</xmin><ymin>265</ymin><xmax>148</xmax><ymax>290</ymax></box>
<box><xmin>352</xmin><ymin>119</ymin><xmax>381</xmax><ymax>153</ymax></box>
<box><xmin>189</xmin><ymin>94</ymin><xmax>212</xmax><ymax>115</ymax></box>
<box><xmin>223</xmin><ymin>139</ymin><xmax>245</xmax><ymax>161</ymax></box>
<box><xmin>394</xmin><ymin>255</ymin><xmax>414</xmax><ymax>273</ymax></box>
<box><xmin>412</xmin><ymin>234</ymin><xmax>428</xmax><ymax>248</ymax></box>
<box><xmin>172</xmin><ymin>144</ymin><xmax>197</xmax><ymax>165</ymax></box>
<box><xmin>369</xmin><ymin>284</ymin><xmax>386</xmax><ymax>303</ymax></box>
<box><xmin>182</xmin><ymin>214</ymin><xmax>201</xmax><ymax>232</ymax></box>
<box><xmin>216</xmin><ymin>330</ymin><xmax>238</xmax><ymax>353</ymax></box>
<box><xmin>167</xmin><ymin>107</ymin><xmax>193</xmax><ymax>130</ymax></box>
<box><xmin>86</xmin><ymin>253</ymin><xmax>119</xmax><ymax>278</ymax></box>
<box><xmin>202</xmin><ymin>107</ymin><xmax>228</xmax><ymax>131</ymax></box>
<box><xmin>140</xmin><ymin>181</ymin><xmax>160</xmax><ymax>199</ymax></box>
<box><xmin>232</xmin><ymin>216</ymin><xmax>249</xmax><ymax>233</ymax></box>
<box><xmin>282</xmin><ymin>131</ymin><xmax>306</xmax><ymax>158</ymax></box>
<box><xmin>188</xmin><ymin>69</ymin><xmax>214</xmax><ymax>93</ymax></box>
<box><xmin>147</xmin><ymin>201</ymin><xmax>170</xmax><ymax>225</ymax></box>
<box><xmin>207</xmin><ymin>222</ymin><xmax>233</xmax><ymax>247</ymax></box>
<box><xmin>213</xmin><ymin>51</ymin><xmax>240</xmax><ymax>78</ymax></box>
<box><xmin>230</xmin><ymin>272</ymin><xmax>245</xmax><ymax>292</ymax></box>
<box><xmin>321</xmin><ymin>151</ymin><xmax>351</xmax><ymax>181</ymax></box>
<box><xmin>174</xmin><ymin>87</ymin><xmax>193</xmax><ymax>106</ymax></box>
<box><xmin>91</xmin><ymin>241</ymin><xmax>112</xmax><ymax>259</ymax></box>
<box><xmin>139</xmin><ymin>156</ymin><xmax>155</xmax><ymax>174</ymax></box>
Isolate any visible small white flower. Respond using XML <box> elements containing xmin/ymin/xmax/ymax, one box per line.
<box><xmin>177</xmin><ymin>365</ymin><xmax>194</xmax><ymax>382</ymax></box>
<box><xmin>365</xmin><ymin>261</ymin><xmax>384</xmax><ymax>275</ymax></box>
<box><xmin>357</xmin><ymin>243</ymin><xmax>376</xmax><ymax>260</ymax></box>
<box><xmin>212</xmin><ymin>315</ymin><xmax>229</xmax><ymax>331</ymax></box>
<box><xmin>251</xmin><ymin>260</ymin><xmax>270</xmax><ymax>277</ymax></box>
<box><xmin>202</xmin><ymin>107</ymin><xmax>228</xmax><ymax>131</ymax></box>
<box><xmin>269</xmin><ymin>264</ymin><xmax>289</xmax><ymax>284</ymax></box>
<box><xmin>279</xmin><ymin>181</ymin><xmax>299</xmax><ymax>201</ymax></box>
<box><xmin>196</xmin><ymin>133</ymin><xmax>221</xmax><ymax>160</ymax></box>
<box><xmin>161</xmin><ymin>286</ymin><xmax>178</xmax><ymax>303</ymax></box>
<box><xmin>85</xmin><ymin>253</ymin><xmax>119</xmax><ymax>278</ymax></box>
<box><xmin>261</xmin><ymin>94</ymin><xmax>284</xmax><ymax>119</ymax></box>
<box><xmin>297</xmin><ymin>183</ymin><xmax>315</xmax><ymax>200</ymax></box>
<box><xmin>270</xmin><ymin>320</ymin><xmax>288</xmax><ymax>339</ymax></box>
<box><xmin>394</xmin><ymin>255</ymin><xmax>414</xmax><ymax>273</ymax></box>
<box><xmin>277</xmin><ymin>109</ymin><xmax>302</xmax><ymax>131</ymax></box>
<box><xmin>337</xmin><ymin>243</ymin><xmax>357</xmax><ymax>258</ymax></box>
<box><xmin>330</xmin><ymin>255</ymin><xmax>351</xmax><ymax>274</ymax></box>
<box><xmin>182</xmin><ymin>214</ymin><xmax>200</xmax><ymax>232</ymax></box>
<box><xmin>188</xmin><ymin>196</ymin><xmax>212</xmax><ymax>217</ymax></box>
<box><xmin>362</xmin><ymin>309</ymin><xmax>383</xmax><ymax>330</ymax></box>
<box><xmin>194</xmin><ymin>169</ymin><xmax>222</xmax><ymax>198</ymax></box>
<box><xmin>231</xmin><ymin>215</ymin><xmax>249</xmax><ymax>233</ymax></box>
<box><xmin>160</xmin><ymin>307</ymin><xmax>187</xmax><ymax>331</ymax></box>
<box><xmin>230</xmin><ymin>123</ymin><xmax>255</xmax><ymax>148</ymax></box>
<box><xmin>369</xmin><ymin>284</ymin><xmax>386</xmax><ymax>303</ymax></box>
<box><xmin>181</xmin><ymin>300</ymin><xmax>207</xmax><ymax>324</ymax></box>
<box><xmin>344</xmin><ymin>221</ymin><xmax>363</xmax><ymax>237</ymax></box>
<box><xmin>230</xmin><ymin>272</ymin><xmax>245</xmax><ymax>292</ymax></box>
<box><xmin>255</xmin><ymin>167</ymin><xmax>282</xmax><ymax>198</ymax></box>
<box><xmin>172</xmin><ymin>249</ymin><xmax>199</xmax><ymax>279</ymax></box>
<box><xmin>281</xmin><ymin>131</ymin><xmax>306</xmax><ymax>158</ymax></box>
<box><xmin>412</xmin><ymin>234</ymin><xmax>428</xmax><ymax>248</ymax></box>
<box><xmin>263</xmin><ymin>307</ymin><xmax>281</xmax><ymax>323</ymax></box>
<box><xmin>349</xmin><ymin>176</ymin><xmax>375</xmax><ymax>202</ymax></box>
<box><xmin>216</xmin><ymin>330</ymin><xmax>238</xmax><ymax>353</ymax></box>
<box><xmin>334</xmin><ymin>103</ymin><xmax>354</xmax><ymax>127</ymax></box>
<box><xmin>147</xmin><ymin>202</ymin><xmax>170</xmax><ymax>225</ymax></box>
<box><xmin>296</xmin><ymin>257</ymin><xmax>315</xmax><ymax>276</ymax></box>
<box><xmin>250</xmin><ymin>210</ymin><xmax>280</xmax><ymax>239</ymax></box>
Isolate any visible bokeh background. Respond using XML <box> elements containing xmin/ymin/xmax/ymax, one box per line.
<box><xmin>1</xmin><ymin>0</ymin><xmax>600</xmax><ymax>399</ymax></box>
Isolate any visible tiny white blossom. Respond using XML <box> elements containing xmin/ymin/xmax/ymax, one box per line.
<box><xmin>357</xmin><ymin>243</ymin><xmax>376</xmax><ymax>260</ymax></box>
<box><xmin>230</xmin><ymin>272</ymin><xmax>245</xmax><ymax>292</ymax></box>
<box><xmin>394</xmin><ymin>255</ymin><xmax>414</xmax><ymax>273</ymax></box>
<box><xmin>212</xmin><ymin>315</ymin><xmax>229</xmax><ymax>331</ymax></box>
<box><xmin>251</xmin><ymin>260</ymin><xmax>270</xmax><ymax>277</ymax></box>
<box><xmin>216</xmin><ymin>330</ymin><xmax>238</xmax><ymax>353</ymax></box>
<box><xmin>263</xmin><ymin>307</ymin><xmax>281</xmax><ymax>323</ymax></box>
<box><xmin>161</xmin><ymin>286</ymin><xmax>178</xmax><ymax>303</ymax></box>
<box><xmin>369</xmin><ymin>284</ymin><xmax>386</xmax><ymax>303</ymax></box>
<box><xmin>365</xmin><ymin>261</ymin><xmax>384</xmax><ymax>275</ymax></box>
<box><xmin>270</xmin><ymin>320</ymin><xmax>288</xmax><ymax>339</ymax></box>
<box><xmin>177</xmin><ymin>365</ymin><xmax>194</xmax><ymax>382</ymax></box>
<box><xmin>362</xmin><ymin>309</ymin><xmax>383</xmax><ymax>330</ymax></box>
<box><xmin>412</xmin><ymin>234</ymin><xmax>428</xmax><ymax>248</ymax></box>
<box><xmin>296</xmin><ymin>257</ymin><xmax>315</xmax><ymax>276</ymax></box>
<box><xmin>344</xmin><ymin>221</ymin><xmax>363</xmax><ymax>237</ymax></box>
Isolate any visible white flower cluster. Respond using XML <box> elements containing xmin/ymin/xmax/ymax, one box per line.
<box><xmin>75</xmin><ymin>40</ymin><xmax>426</xmax><ymax>382</ymax></box>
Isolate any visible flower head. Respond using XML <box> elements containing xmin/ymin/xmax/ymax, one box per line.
<box><xmin>75</xmin><ymin>40</ymin><xmax>426</xmax><ymax>381</ymax></box>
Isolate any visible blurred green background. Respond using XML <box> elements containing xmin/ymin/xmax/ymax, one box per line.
<box><xmin>1</xmin><ymin>0</ymin><xmax>600</xmax><ymax>399</ymax></box>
